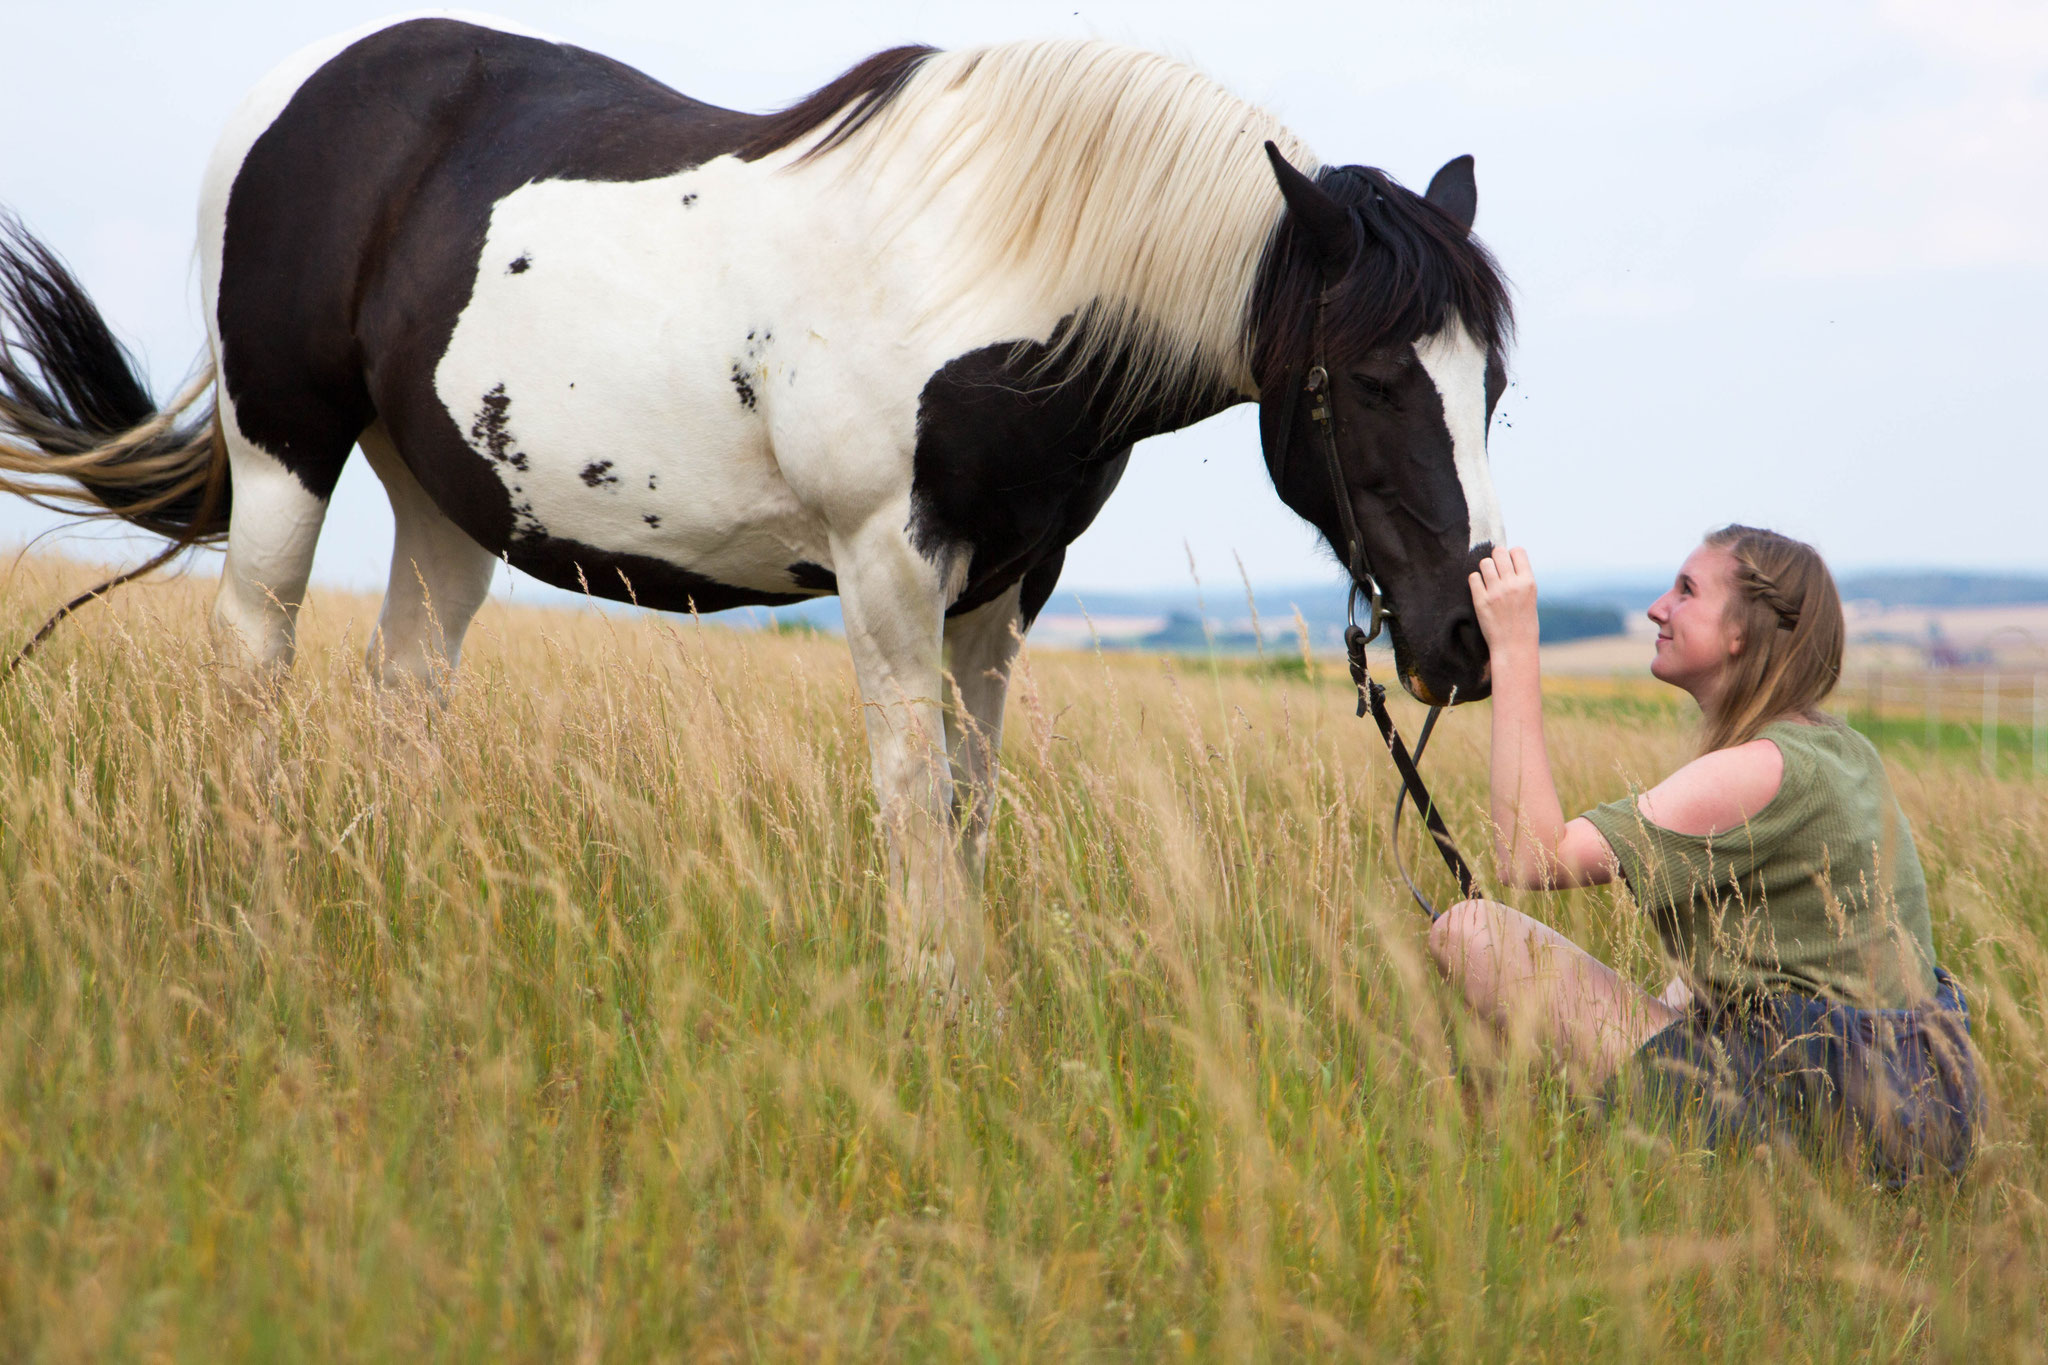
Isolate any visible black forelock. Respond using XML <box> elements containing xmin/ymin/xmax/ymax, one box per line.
<box><xmin>1250</xmin><ymin>163</ymin><xmax>1513</xmax><ymax>384</ymax></box>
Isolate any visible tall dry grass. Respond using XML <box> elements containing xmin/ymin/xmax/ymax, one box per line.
<box><xmin>0</xmin><ymin>553</ymin><xmax>2042</xmax><ymax>1361</ymax></box>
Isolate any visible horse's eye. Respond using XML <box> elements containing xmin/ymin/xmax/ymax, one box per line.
<box><xmin>1350</xmin><ymin>373</ymin><xmax>1395</xmax><ymax>408</ymax></box>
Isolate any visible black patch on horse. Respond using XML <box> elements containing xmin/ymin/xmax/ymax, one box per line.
<box><xmin>787</xmin><ymin>561</ymin><xmax>837</xmax><ymax>593</ymax></box>
<box><xmin>730</xmin><ymin>364</ymin><xmax>758</xmax><ymax>410</ymax></box>
<box><xmin>514</xmin><ymin>536</ymin><xmax>812</xmax><ymax>614</ymax></box>
<box><xmin>909</xmin><ymin>316</ymin><xmax>1227</xmax><ymax>620</ymax></box>
<box><xmin>469</xmin><ymin>384</ymin><xmax>529</xmax><ymax>472</ymax></box>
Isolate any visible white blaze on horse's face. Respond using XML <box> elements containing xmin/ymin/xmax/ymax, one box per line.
<box><xmin>1413</xmin><ymin>318</ymin><xmax>1504</xmax><ymax>551</ymax></box>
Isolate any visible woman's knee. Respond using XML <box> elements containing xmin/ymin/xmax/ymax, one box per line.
<box><xmin>1428</xmin><ymin>898</ymin><xmax>1508</xmax><ymax>975</ymax></box>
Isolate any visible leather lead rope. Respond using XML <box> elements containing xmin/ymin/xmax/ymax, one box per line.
<box><xmin>1346</xmin><ymin>625</ymin><xmax>1478</xmax><ymax>917</ymax></box>
<box><xmin>1299</xmin><ymin>293</ymin><xmax>1478</xmax><ymax>920</ymax></box>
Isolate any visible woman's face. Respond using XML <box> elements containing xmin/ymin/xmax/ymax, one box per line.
<box><xmin>1647</xmin><ymin>543</ymin><xmax>1745</xmax><ymax>705</ymax></box>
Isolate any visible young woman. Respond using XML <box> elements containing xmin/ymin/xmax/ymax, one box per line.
<box><xmin>1434</xmin><ymin>525</ymin><xmax>1981</xmax><ymax>1181</ymax></box>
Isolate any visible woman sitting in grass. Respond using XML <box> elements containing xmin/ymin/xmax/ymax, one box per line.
<box><xmin>1434</xmin><ymin>525</ymin><xmax>1980</xmax><ymax>1182</ymax></box>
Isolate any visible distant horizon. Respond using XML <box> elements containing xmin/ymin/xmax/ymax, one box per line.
<box><xmin>7</xmin><ymin>539</ymin><xmax>2048</xmax><ymax>612</ymax></box>
<box><xmin>1054</xmin><ymin>564</ymin><xmax>2048</xmax><ymax>594</ymax></box>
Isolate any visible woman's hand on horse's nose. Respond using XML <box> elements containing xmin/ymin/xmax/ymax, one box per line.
<box><xmin>1469</xmin><ymin>545</ymin><xmax>1539</xmax><ymax>658</ymax></box>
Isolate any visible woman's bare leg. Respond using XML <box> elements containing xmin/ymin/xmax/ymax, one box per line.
<box><xmin>1428</xmin><ymin>899</ymin><xmax>1681</xmax><ymax>1087</ymax></box>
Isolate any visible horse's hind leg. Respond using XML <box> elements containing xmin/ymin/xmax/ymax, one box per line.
<box><xmin>210</xmin><ymin>423</ymin><xmax>337</xmax><ymax>677</ymax></box>
<box><xmin>358</xmin><ymin>422</ymin><xmax>497</xmax><ymax>689</ymax></box>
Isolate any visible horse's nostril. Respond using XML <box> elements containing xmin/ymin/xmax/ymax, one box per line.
<box><xmin>1452</xmin><ymin>616</ymin><xmax>1486</xmax><ymax>664</ymax></box>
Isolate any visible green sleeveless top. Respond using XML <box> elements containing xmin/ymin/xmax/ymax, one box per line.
<box><xmin>1581</xmin><ymin>718</ymin><xmax>1939</xmax><ymax>1010</ymax></box>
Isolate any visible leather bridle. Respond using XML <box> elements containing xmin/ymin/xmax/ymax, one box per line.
<box><xmin>1274</xmin><ymin>290</ymin><xmax>1479</xmax><ymax>919</ymax></box>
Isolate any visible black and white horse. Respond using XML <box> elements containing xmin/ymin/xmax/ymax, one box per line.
<box><xmin>0</xmin><ymin>15</ymin><xmax>1512</xmax><ymax>984</ymax></box>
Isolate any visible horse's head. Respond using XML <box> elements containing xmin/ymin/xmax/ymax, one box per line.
<box><xmin>1253</xmin><ymin>144</ymin><xmax>1512</xmax><ymax>706</ymax></box>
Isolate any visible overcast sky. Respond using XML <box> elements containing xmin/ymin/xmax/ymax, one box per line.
<box><xmin>6</xmin><ymin>0</ymin><xmax>2046</xmax><ymax>599</ymax></box>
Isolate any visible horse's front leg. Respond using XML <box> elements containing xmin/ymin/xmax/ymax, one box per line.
<box><xmin>942</xmin><ymin>581</ymin><xmax>1025</xmax><ymax>887</ymax></box>
<box><xmin>833</xmin><ymin>518</ymin><xmax>980</xmax><ymax>990</ymax></box>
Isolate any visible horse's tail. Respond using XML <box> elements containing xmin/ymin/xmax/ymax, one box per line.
<box><xmin>0</xmin><ymin>212</ymin><xmax>231</xmax><ymax>669</ymax></box>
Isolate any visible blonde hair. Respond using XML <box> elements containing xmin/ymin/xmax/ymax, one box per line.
<box><xmin>1697</xmin><ymin>525</ymin><xmax>1846</xmax><ymax>754</ymax></box>
<box><xmin>781</xmin><ymin>41</ymin><xmax>1315</xmax><ymax>410</ymax></box>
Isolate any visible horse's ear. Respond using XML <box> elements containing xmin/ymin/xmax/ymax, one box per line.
<box><xmin>1425</xmin><ymin>154</ymin><xmax>1478</xmax><ymax>234</ymax></box>
<box><xmin>1264</xmin><ymin>141</ymin><xmax>1355</xmax><ymax>272</ymax></box>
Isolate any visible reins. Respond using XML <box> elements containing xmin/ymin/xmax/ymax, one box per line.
<box><xmin>1291</xmin><ymin>293</ymin><xmax>1479</xmax><ymax>920</ymax></box>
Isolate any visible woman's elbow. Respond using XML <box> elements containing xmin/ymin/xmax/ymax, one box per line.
<box><xmin>1493</xmin><ymin>842</ymin><xmax>1598</xmax><ymax>891</ymax></box>
<box><xmin>1491</xmin><ymin>855</ymin><xmax>1554</xmax><ymax>892</ymax></box>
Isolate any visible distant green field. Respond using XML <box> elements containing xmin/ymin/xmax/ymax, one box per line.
<box><xmin>1840</xmin><ymin>711</ymin><xmax>2045</xmax><ymax>781</ymax></box>
<box><xmin>2</xmin><ymin>559</ymin><xmax>2042</xmax><ymax>1361</ymax></box>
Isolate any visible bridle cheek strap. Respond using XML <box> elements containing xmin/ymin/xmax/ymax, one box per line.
<box><xmin>1305</xmin><ymin>291</ymin><xmax>1388</xmax><ymax>646</ymax></box>
<box><xmin>1293</xmin><ymin>291</ymin><xmax>1479</xmax><ymax>918</ymax></box>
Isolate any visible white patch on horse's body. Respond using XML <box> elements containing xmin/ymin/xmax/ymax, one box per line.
<box><xmin>1414</xmin><ymin>319</ymin><xmax>1505</xmax><ymax>550</ymax></box>
<box><xmin>435</xmin><ymin>166</ymin><xmax>828</xmax><ymax>593</ymax></box>
<box><xmin>447</xmin><ymin>167</ymin><xmax>882</xmax><ymax>592</ymax></box>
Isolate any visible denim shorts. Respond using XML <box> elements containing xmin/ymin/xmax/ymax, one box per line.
<box><xmin>1616</xmin><ymin>967</ymin><xmax>1983</xmax><ymax>1185</ymax></box>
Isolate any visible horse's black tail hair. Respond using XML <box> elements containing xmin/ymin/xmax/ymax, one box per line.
<box><xmin>0</xmin><ymin>211</ymin><xmax>231</xmax><ymax>670</ymax></box>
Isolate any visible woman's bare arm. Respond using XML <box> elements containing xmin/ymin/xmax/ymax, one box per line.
<box><xmin>1469</xmin><ymin>548</ymin><xmax>1616</xmax><ymax>890</ymax></box>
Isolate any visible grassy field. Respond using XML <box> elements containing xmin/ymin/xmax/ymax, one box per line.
<box><xmin>1</xmin><ymin>555</ymin><xmax>2044</xmax><ymax>1362</ymax></box>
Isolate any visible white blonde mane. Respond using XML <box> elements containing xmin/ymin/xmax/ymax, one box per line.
<box><xmin>792</xmin><ymin>41</ymin><xmax>1319</xmax><ymax>405</ymax></box>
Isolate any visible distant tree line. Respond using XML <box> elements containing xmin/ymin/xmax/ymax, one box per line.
<box><xmin>1836</xmin><ymin>572</ymin><xmax>2048</xmax><ymax>608</ymax></box>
